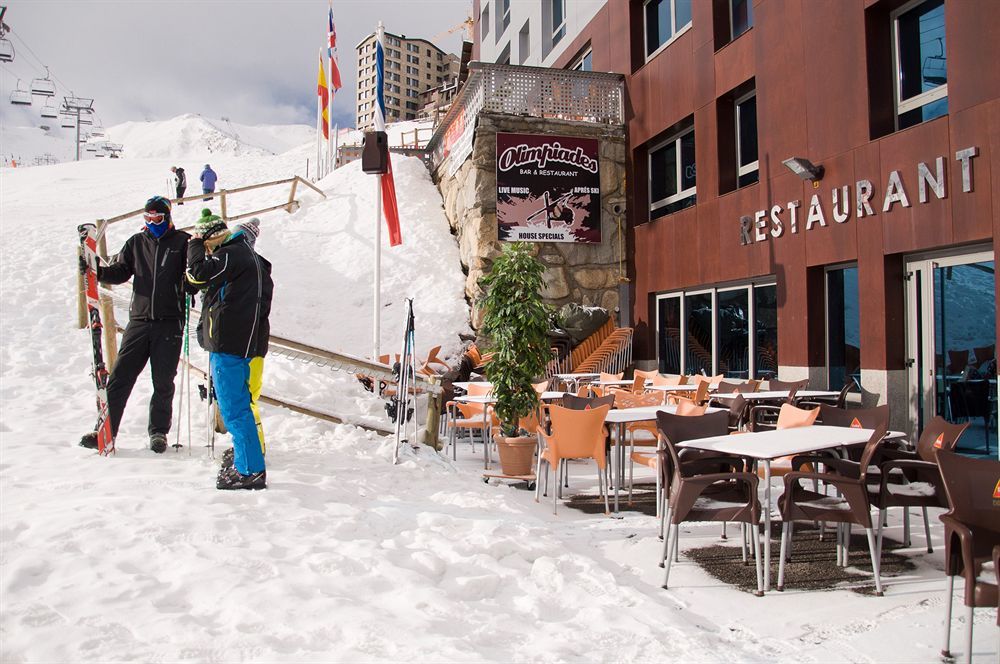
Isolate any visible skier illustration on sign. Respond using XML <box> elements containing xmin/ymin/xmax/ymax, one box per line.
<box><xmin>79</xmin><ymin>196</ymin><xmax>193</xmax><ymax>453</ymax></box>
<box><xmin>171</xmin><ymin>166</ymin><xmax>186</xmax><ymax>204</ymax></box>
<box><xmin>186</xmin><ymin>209</ymin><xmax>273</xmax><ymax>490</ymax></box>
<box><xmin>200</xmin><ymin>164</ymin><xmax>217</xmax><ymax>201</ymax></box>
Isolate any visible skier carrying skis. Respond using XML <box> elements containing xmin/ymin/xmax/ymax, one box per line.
<box><xmin>186</xmin><ymin>209</ymin><xmax>273</xmax><ymax>490</ymax></box>
<box><xmin>171</xmin><ymin>166</ymin><xmax>186</xmax><ymax>204</ymax></box>
<box><xmin>79</xmin><ymin>196</ymin><xmax>193</xmax><ymax>453</ymax></box>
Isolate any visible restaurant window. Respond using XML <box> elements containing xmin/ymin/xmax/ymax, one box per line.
<box><xmin>730</xmin><ymin>0</ymin><xmax>752</xmax><ymax>39</ymax></box>
<box><xmin>645</xmin><ymin>0</ymin><xmax>692</xmax><ymax>59</ymax></box>
<box><xmin>656</xmin><ymin>281</ymin><xmax>777</xmax><ymax>378</ymax></box>
<box><xmin>551</xmin><ymin>0</ymin><xmax>566</xmax><ymax>45</ymax></box>
<box><xmin>826</xmin><ymin>266</ymin><xmax>861</xmax><ymax>390</ymax></box>
<box><xmin>717</xmin><ymin>287</ymin><xmax>750</xmax><ymax>378</ymax></box>
<box><xmin>657</xmin><ymin>295</ymin><xmax>682</xmax><ymax>374</ymax></box>
<box><xmin>754</xmin><ymin>284</ymin><xmax>778</xmax><ymax>380</ymax></box>
<box><xmin>735</xmin><ymin>91</ymin><xmax>758</xmax><ymax>187</ymax></box>
<box><xmin>648</xmin><ymin>121</ymin><xmax>696</xmax><ymax>219</ymax></box>
<box><xmin>893</xmin><ymin>0</ymin><xmax>947</xmax><ymax>129</ymax></box>
<box><xmin>685</xmin><ymin>291</ymin><xmax>714</xmax><ymax>376</ymax></box>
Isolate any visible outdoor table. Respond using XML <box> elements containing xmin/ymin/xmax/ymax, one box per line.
<box><xmin>553</xmin><ymin>373</ymin><xmax>601</xmax><ymax>392</ymax></box>
<box><xmin>675</xmin><ymin>426</ymin><xmax>897</xmax><ymax>592</ymax></box>
<box><xmin>710</xmin><ymin>390</ymin><xmax>842</xmax><ymax>401</ymax></box>
<box><xmin>454</xmin><ymin>392</ymin><xmax>570</xmax><ymax>468</ymax></box>
<box><xmin>603</xmin><ymin>404</ymin><xmax>724</xmax><ymax>514</ymax></box>
<box><xmin>590</xmin><ymin>379</ymin><xmax>636</xmax><ymax>387</ymax></box>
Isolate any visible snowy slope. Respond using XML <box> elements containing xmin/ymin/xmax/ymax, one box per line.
<box><xmin>1</xmin><ymin>120</ymin><xmax>994</xmax><ymax>664</ymax></box>
<box><xmin>107</xmin><ymin>114</ymin><xmax>315</xmax><ymax>159</ymax></box>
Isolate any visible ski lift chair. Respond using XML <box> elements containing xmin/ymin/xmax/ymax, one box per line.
<box><xmin>61</xmin><ymin>117</ymin><xmax>75</xmax><ymax>128</ymax></box>
<box><xmin>9</xmin><ymin>80</ymin><xmax>31</xmax><ymax>106</ymax></box>
<box><xmin>30</xmin><ymin>68</ymin><xmax>56</xmax><ymax>96</ymax></box>
<box><xmin>0</xmin><ymin>37</ymin><xmax>13</xmax><ymax>63</ymax></box>
<box><xmin>85</xmin><ymin>144</ymin><xmax>97</xmax><ymax>152</ymax></box>
<box><xmin>78</xmin><ymin>115</ymin><xmax>93</xmax><ymax>125</ymax></box>
<box><xmin>40</xmin><ymin>99</ymin><xmax>58</xmax><ymax>119</ymax></box>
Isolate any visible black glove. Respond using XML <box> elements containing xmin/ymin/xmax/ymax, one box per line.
<box><xmin>79</xmin><ymin>254</ymin><xmax>101</xmax><ymax>278</ymax></box>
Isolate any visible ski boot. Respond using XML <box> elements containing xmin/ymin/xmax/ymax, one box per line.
<box><xmin>216</xmin><ymin>466</ymin><xmax>266</xmax><ymax>491</ymax></box>
<box><xmin>149</xmin><ymin>433</ymin><xmax>168</xmax><ymax>454</ymax></box>
<box><xmin>79</xmin><ymin>432</ymin><xmax>98</xmax><ymax>449</ymax></box>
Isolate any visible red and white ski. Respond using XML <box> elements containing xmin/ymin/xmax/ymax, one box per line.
<box><xmin>78</xmin><ymin>223</ymin><xmax>115</xmax><ymax>455</ymax></box>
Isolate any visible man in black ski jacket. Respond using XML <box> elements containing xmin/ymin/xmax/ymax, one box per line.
<box><xmin>171</xmin><ymin>166</ymin><xmax>187</xmax><ymax>204</ymax></box>
<box><xmin>80</xmin><ymin>196</ymin><xmax>193</xmax><ymax>453</ymax></box>
<box><xmin>187</xmin><ymin>209</ymin><xmax>273</xmax><ymax>490</ymax></box>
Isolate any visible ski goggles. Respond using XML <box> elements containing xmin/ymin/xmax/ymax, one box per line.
<box><xmin>143</xmin><ymin>211</ymin><xmax>167</xmax><ymax>223</ymax></box>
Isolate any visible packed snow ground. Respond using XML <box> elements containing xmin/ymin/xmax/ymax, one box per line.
<box><xmin>1</xmin><ymin>120</ymin><xmax>996</xmax><ymax>662</ymax></box>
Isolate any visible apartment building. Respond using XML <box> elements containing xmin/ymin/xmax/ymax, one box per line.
<box><xmin>356</xmin><ymin>31</ymin><xmax>461</xmax><ymax>130</ymax></box>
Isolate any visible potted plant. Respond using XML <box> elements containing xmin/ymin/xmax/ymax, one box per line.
<box><xmin>479</xmin><ymin>242</ymin><xmax>552</xmax><ymax>477</ymax></box>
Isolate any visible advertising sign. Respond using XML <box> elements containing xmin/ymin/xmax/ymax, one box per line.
<box><xmin>495</xmin><ymin>133</ymin><xmax>601</xmax><ymax>243</ymax></box>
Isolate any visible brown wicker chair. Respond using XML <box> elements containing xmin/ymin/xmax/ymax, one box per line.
<box><xmin>776</xmin><ymin>422</ymin><xmax>890</xmax><ymax>595</ymax></box>
<box><xmin>655</xmin><ymin>410</ymin><xmax>763</xmax><ymax>595</ymax></box>
<box><xmin>935</xmin><ymin>450</ymin><xmax>1000</xmax><ymax>662</ymax></box>
<box><xmin>872</xmin><ymin>417</ymin><xmax>969</xmax><ymax>555</ymax></box>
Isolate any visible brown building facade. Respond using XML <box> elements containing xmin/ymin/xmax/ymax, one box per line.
<box><xmin>477</xmin><ymin>0</ymin><xmax>1000</xmax><ymax>445</ymax></box>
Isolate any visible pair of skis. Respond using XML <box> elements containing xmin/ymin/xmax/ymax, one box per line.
<box><xmin>78</xmin><ymin>223</ymin><xmax>115</xmax><ymax>455</ymax></box>
<box><xmin>391</xmin><ymin>298</ymin><xmax>419</xmax><ymax>465</ymax></box>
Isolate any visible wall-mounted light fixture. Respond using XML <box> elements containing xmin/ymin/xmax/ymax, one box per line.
<box><xmin>782</xmin><ymin>157</ymin><xmax>824</xmax><ymax>187</ymax></box>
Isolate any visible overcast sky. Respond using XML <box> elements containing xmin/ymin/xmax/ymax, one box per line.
<box><xmin>0</xmin><ymin>0</ymin><xmax>470</xmax><ymax>129</ymax></box>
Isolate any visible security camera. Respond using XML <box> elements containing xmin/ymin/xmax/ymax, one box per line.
<box><xmin>611</xmin><ymin>202</ymin><xmax>624</xmax><ymax>216</ymax></box>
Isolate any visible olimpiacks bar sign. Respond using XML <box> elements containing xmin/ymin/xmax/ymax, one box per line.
<box><xmin>739</xmin><ymin>147</ymin><xmax>980</xmax><ymax>245</ymax></box>
<box><xmin>496</xmin><ymin>132</ymin><xmax>602</xmax><ymax>243</ymax></box>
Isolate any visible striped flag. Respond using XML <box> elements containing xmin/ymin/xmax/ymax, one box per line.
<box><xmin>328</xmin><ymin>2</ymin><xmax>343</xmax><ymax>91</ymax></box>
<box><xmin>317</xmin><ymin>52</ymin><xmax>330</xmax><ymax>140</ymax></box>
<box><xmin>375</xmin><ymin>24</ymin><xmax>402</xmax><ymax>246</ymax></box>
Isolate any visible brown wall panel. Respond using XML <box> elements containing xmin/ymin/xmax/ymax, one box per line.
<box><xmin>713</xmin><ymin>28</ymin><xmax>755</xmax><ymax>97</ymax></box>
<box><xmin>949</xmin><ymin>102</ymin><xmax>996</xmax><ymax>245</ymax></box>
<box><xmin>630</xmin><ymin>32</ymin><xmax>698</xmax><ymax>146</ymax></box>
<box><xmin>802</xmin><ymin>150</ymin><xmax>859</xmax><ymax>267</ymax></box>
<box><xmin>696</xmin><ymin>198</ymin><xmax>722</xmax><ymax>285</ymax></box>
<box><xmin>693</xmin><ymin>41</ymin><xmax>717</xmax><ymax>112</ymax></box>
<box><xmin>878</xmin><ymin>117</ymin><xmax>953</xmax><ymax>254</ymax></box>
<box><xmin>801</xmin><ymin>0</ymin><xmax>869</xmax><ymax>160</ymax></box>
<box><xmin>715</xmin><ymin>186</ymin><xmax>757</xmax><ymax>283</ymax></box>
<box><xmin>754</xmin><ymin>0</ymin><xmax>809</xmax><ymax>183</ymax></box>
<box><xmin>946</xmin><ymin>0</ymin><xmax>1000</xmax><ymax>115</ymax></box>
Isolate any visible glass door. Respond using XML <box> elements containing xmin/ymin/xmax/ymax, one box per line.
<box><xmin>907</xmin><ymin>250</ymin><xmax>997</xmax><ymax>456</ymax></box>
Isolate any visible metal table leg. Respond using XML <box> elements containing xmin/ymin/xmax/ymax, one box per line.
<box><xmin>483</xmin><ymin>405</ymin><xmax>490</xmax><ymax>469</ymax></box>
<box><xmin>763</xmin><ymin>459</ymin><xmax>772</xmax><ymax>592</ymax></box>
<box><xmin>613</xmin><ymin>422</ymin><xmax>625</xmax><ymax>513</ymax></box>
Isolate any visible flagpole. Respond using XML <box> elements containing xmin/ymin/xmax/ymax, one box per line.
<box><xmin>374</xmin><ymin>174</ymin><xmax>382</xmax><ymax>360</ymax></box>
<box><xmin>316</xmin><ymin>49</ymin><xmax>323</xmax><ymax>180</ymax></box>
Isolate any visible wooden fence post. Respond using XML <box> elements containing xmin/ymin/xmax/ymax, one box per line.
<box><xmin>422</xmin><ymin>375</ymin><xmax>443</xmax><ymax>451</ymax></box>
<box><xmin>220</xmin><ymin>191</ymin><xmax>228</xmax><ymax>220</ymax></box>
<box><xmin>286</xmin><ymin>178</ymin><xmax>299</xmax><ymax>213</ymax></box>
<box><xmin>99</xmin><ymin>294</ymin><xmax>119</xmax><ymax>371</ymax></box>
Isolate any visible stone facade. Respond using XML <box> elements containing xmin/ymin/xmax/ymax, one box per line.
<box><xmin>433</xmin><ymin>113</ymin><xmax>628</xmax><ymax>329</ymax></box>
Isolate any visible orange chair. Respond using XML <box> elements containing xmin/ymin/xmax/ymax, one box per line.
<box><xmin>757</xmin><ymin>403</ymin><xmax>819</xmax><ymax>478</ymax></box>
<box><xmin>668</xmin><ymin>381</ymin><xmax>709</xmax><ymax>408</ymax></box>
<box><xmin>533</xmin><ymin>381</ymin><xmax>549</xmax><ymax>394</ymax></box>
<box><xmin>627</xmin><ymin>401</ymin><xmax>709</xmax><ymax>509</ymax></box>
<box><xmin>635</xmin><ymin>369</ymin><xmax>659</xmax><ymax>382</ymax></box>
<box><xmin>466</xmin><ymin>383</ymin><xmax>493</xmax><ymax>397</ymax></box>
<box><xmin>599</xmin><ymin>372</ymin><xmax>624</xmax><ymax>382</ymax></box>
<box><xmin>652</xmin><ymin>374</ymin><xmax>688</xmax><ymax>387</ymax></box>
<box><xmin>535</xmin><ymin>404</ymin><xmax>612</xmax><ymax>514</ymax></box>
<box><xmin>675</xmin><ymin>400</ymin><xmax>709</xmax><ymax>417</ymax></box>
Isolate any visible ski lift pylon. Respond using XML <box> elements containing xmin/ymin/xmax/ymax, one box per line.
<box><xmin>9</xmin><ymin>79</ymin><xmax>31</xmax><ymax>106</ymax></box>
<box><xmin>30</xmin><ymin>67</ymin><xmax>56</xmax><ymax>97</ymax></box>
<box><xmin>0</xmin><ymin>37</ymin><xmax>12</xmax><ymax>63</ymax></box>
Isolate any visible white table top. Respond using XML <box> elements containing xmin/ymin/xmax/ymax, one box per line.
<box><xmin>675</xmin><ymin>425</ymin><xmax>876</xmax><ymax>460</ymax></box>
<box><xmin>646</xmin><ymin>384</ymin><xmax>701</xmax><ymax>392</ymax></box>
<box><xmin>604</xmin><ymin>404</ymin><xmax>724</xmax><ymax>424</ymax></box>
<box><xmin>554</xmin><ymin>373</ymin><xmax>601</xmax><ymax>379</ymax></box>
<box><xmin>590</xmin><ymin>379</ymin><xmax>636</xmax><ymax>386</ymax></box>
<box><xmin>455</xmin><ymin>392</ymin><xmax>569</xmax><ymax>404</ymax></box>
<box><xmin>452</xmin><ymin>381</ymin><xmax>491</xmax><ymax>392</ymax></box>
<box><xmin>711</xmin><ymin>390</ymin><xmax>841</xmax><ymax>401</ymax></box>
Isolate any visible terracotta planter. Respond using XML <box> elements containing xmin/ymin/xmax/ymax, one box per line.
<box><xmin>494</xmin><ymin>435</ymin><xmax>537</xmax><ymax>477</ymax></box>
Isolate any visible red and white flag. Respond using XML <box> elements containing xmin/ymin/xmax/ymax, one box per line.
<box><xmin>375</xmin><ymin>24</ymin><xmax>402</xmax><ymax>246</ymax></box>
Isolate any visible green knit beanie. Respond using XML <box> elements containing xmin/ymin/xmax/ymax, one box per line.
<box><xmin>195</xmin><ymin>208</ymin><xmax>227</xmax><ymax>241</ymax></box>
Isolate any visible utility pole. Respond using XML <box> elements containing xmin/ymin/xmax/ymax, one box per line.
<box><xmin>61</xmin><ymin>95</ymin><xmax>95</xmax><ymax>161</ymax></box>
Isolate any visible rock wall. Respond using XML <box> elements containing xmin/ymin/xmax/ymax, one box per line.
<box><xmin>433</xmin><ymin>113</ymin><xmax>627</xmax><ymax>329</ymax></box>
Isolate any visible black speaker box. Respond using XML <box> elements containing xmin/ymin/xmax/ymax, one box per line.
<box><xmin>362</xmin><ymin>131</ymin><xmax>389</xmax><ymax>174</ymax></box>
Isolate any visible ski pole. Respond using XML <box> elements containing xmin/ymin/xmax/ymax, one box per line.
<box><xmin>184</xmin><ymin>295</ymin><xmax>192</xmax><ymax>456</ymax></box>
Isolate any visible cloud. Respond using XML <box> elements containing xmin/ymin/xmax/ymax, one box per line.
<box><xmin>0</xmin><ymin>0</ymin><xmax>470</xmax><ymax>128</ymax></box>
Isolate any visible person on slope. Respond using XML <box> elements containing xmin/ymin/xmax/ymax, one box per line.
<box><xmin>171</xmin><ymin>166</ymin><xmax>187</xmax><ymax>204</ymax></box>
<box><xmin>186</xmin><ymin>210</ymin><xmax>273</xmax><ymax>490</ymax></box>
<box><xmin>79</xmin><ymin>196</ymin><xmax>193</xmax><ymax>453</ymax></box>
<box><xmin>200</xmin><ymin>164</ymin><xmax>217</xmax><ymax>201</ymax></box>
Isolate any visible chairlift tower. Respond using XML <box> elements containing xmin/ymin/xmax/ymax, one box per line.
<box><xmin>61</xmin><ymin>95</ymin><xmax>95</xmax><ymax>161</ymax></box>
